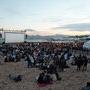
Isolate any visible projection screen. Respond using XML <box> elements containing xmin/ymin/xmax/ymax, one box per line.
<box><xmin>5</xmin><ymin>32</ymin><xmax>25</xmax><ymax>43</ymax></box>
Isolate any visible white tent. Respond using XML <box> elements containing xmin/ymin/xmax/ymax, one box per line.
<box><xmin>4</xmin><ymin>32</ymin><xmax>25</xmax><ymax>43</ymax></box>
<box><xmin>83</xmin><ymin>41</ymin><xmax>90</xmax><ymax>49</ymax></box>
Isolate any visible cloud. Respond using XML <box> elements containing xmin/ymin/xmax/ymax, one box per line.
<box><xmin>25</xmin><ymin>29</ymin><xmax>36</xmax><ymax>32</ymax></box>
<box><xmin>40</xmin><ymin>16</ymin><xmax>62</xmax><ymax>23</ymax></box>
<box><xmin>53</xmin><ymin>23</ymin><xmax>90</xmax><ymax>31</ymax></box>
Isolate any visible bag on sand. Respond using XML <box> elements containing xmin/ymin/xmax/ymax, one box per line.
<box><xmin>9</xmin><ymin>73</ymin><xmax>22</xmax><ymax>82</ymax></box>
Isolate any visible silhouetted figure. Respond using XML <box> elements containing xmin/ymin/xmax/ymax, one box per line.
<box><xmin>82</xmin><ymin>56</ymin><xmax>88</xmax><ymax>71</ymax></box>
<box><xmin>59</xmin><ymin>54</ymin><xmax>66</xmax><ymax>72</ymax></box>
<box><xmin>25</xmin><ymin>54</ymin><xmax>32</xmax><ymax>68</ymax></box>
<box><xmin>76</xmin><ymin>55</ymin><xmax>83</xmax><ymax>71</ymax></box>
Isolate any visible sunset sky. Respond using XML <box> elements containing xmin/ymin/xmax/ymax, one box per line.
<box><xmin>0</xmin><ymin>0</ymin><xmax>90</xmax><ymax>35</ymax></box>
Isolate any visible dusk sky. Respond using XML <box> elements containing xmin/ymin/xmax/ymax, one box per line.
<box><xmin>0</xmin><ymin>0</ymin><xmax>90</xmax><ymax>35</ymax></box>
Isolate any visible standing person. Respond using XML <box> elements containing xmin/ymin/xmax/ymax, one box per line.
<box><xmin>82</xmin><ymin>55</ymin><xmax>88</xmax><ymax>71</ymax></box>
<box><xmin>64</xmin><ymin>52</ymin><xmax>68</xmax><ymax>61</ymax></box>
<box><xmin>76</xmin><ymin>55</ymin><xmax>83</xmax><ymax>71</ymax></box>
<box><xmin>25</xmin><ymin>53</ymin><xmax>31</xmax><ymax>68</ymax></box>
<box><xmin>59</xmin><ymin>53</ymin><xmax>66</xmax><ymax>72</ymax></box>
<box><xmin>29</xmin><ymin>54</ymin><xmax>35</xmax><ymax>67</ymax></box>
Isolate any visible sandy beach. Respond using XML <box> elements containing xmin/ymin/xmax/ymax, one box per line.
<box><xmin>0</xmin><ymin>60</ymin><xmax>90</xmax><ymax>90</ymax></box>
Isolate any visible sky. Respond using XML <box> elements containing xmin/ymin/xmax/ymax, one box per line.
<box><xmin>0</xmin><ymin>0</ymin><xmax>90</xmax><ymax>35</ymax></box>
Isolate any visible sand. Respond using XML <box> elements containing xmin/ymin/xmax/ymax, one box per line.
<box><xmin>0</xmin><ymin>60</ymin><xmax>90</xmax><ymax>90</ymax></box>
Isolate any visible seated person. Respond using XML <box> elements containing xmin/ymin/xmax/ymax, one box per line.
<box><xmin>47</xmin><ymin>64</ymin><xmax>61</xmax><ymax>81</ymax></box>
<box><xmin>37</xmin><ymin>72</ymin><xmax>45</xmax><ymax>84</ymax></box>
<box><xmin>37</xmin><ymin>71</ymin><xmax>52</xmax><ymax>84</ymax></box>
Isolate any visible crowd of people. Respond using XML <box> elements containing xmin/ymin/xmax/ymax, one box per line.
<box><xmin>0</xmin><ymin>42</ymin><xmax>89</xmax><ymax>85</ymax></box>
